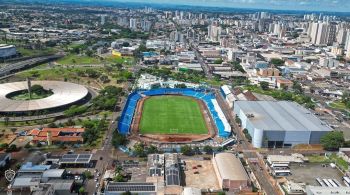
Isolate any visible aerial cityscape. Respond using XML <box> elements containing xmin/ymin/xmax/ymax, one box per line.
<box><xmin>1</xmin><ymin>0</ymin><xmax>350</xmax><ymax>194</ymax></box>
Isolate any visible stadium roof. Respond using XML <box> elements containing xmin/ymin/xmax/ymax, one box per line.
<box><xmin>235</xmin><ymin>101</ymin><xmax>332</xmax><ymax>132</ymax></box>
<box><xmin>0</xmin><ymin>81</ymin><xmax>88</xmax><ymax>113</ymax></box>
<box><xmin>214</xmin><ymin>153</ymin><xmax>249</xmax><ymax>181</ymax></box>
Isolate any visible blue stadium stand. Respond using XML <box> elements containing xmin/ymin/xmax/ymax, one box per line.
<box><xmin>117</xmin><ymin>88</ymin><xmax>231</xmax><ymax>138</ymax></box>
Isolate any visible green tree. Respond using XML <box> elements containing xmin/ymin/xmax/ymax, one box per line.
<box><xmin>78</xmin><ymin>186</ymin><xmax>85</xmax><ymax>195</ymax></box>
<box><xmin>292</xmin><ymin>81</ymin><xmax>303</xmax><ymax>94</ymax></box>
<box><xmin>270</xmin><ymin>58</ymin><xmax>285</xmax><ymax>67</ymax></box>
<box><xmin>5</xmin><ymin>144</ymin><xmax>17</xmax><ymax>152</ymax></box>
<box><xmin>147</xmin><ymin>145</ymin><xmax>159</xmax><ymax>154</ymax></box>
<box><xmin>260</xmin><ymin>81</ymin><xmax>269</xmax><ymax>90</ymax></box>
<box><xmin>214</xmin><ymin>58</ymin><xmax>223</xmax><ymax>64</ymax></box>
<box><xmin>320</xmin><ymin>131</ymin><xmax>345</xmax><ymax>151</ymax></box>
<box><xmin>174</xmin><ymin>83</ymin><xmax>187</xmax><ymax>88</ymax></box>
<box><xmin>113</xmin><ymin>174</ymin><xmax>124</xmax><ymax>182</ymax></box>
<box><xmin>31</xmin><ymin>84</ymin><xmax>45</xmax><ymax>94</ymax></box>
<box><xmin>133</xmin><ymin>143</ymin><xmax>146</xmax><ymax>157</ymax></box>
<box><xmin>112</xmin><ymin>132</ymin><xmax>128</xmax><ymax>147</ymax></box>
<box><xmin>203</xmin><ymin>145</ymin><xmax>213</xmax><ymax>154</ymax></box>
<box><xmin>83</xmin><ymin>170</ymin><xmax>93</xmax><ymax>179</ymax></box>
<box><xmin>85</xmin><ymin>50</ymin><xmax>93</xmax><ymax>57</ymax></box>
<box><xmin>181</xmin><ymin>145</ymin><xmax>193</xmax><ymax>156</ymax></box>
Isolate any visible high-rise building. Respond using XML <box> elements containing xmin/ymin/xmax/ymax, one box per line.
<box><xmin>129</xmin><ymin>18</ymin><xmax>137</xmax><ymax>30</ymax></box>
<box><xmin>101</xmin><ymin>15</ymin><xmax>106</xmax><ymax>25</ymax></box>
<box><xmin>346</xmin><ymin>36</ymin><xmax>350</xmax><ymax>59</ymax></box>
<box><xmin>326</xmin><ymin>23</ymin><xmax>337</xmax><ymax>45</ymax></box>
<box><xmin>337</xmin><ymin>28</ymin><xmax>348</xmax><ymax>45</ymax></box>
<box><xmin>315</xmin><ymin>22</ymin><xmax>328</xmax><ymax>45</ymax></box>
<box><xmin>141</xmin><ymin>20</ymin><xmax>152</xmax><ymax>32</ymax></box>
<box><xmin>309</xmin><ymin>22</ymin><xmax>335</xmax><ymax>45</ymax></box>
<box><xmin>208</xmin><ymin>22</ymin><xmax>222</xmax><ymax>42</ymax></box>
<box><xmin>165</xmin><ymin>11</ymin><xmax>172</xmax><ymax>19</ymax></box>
<box><xmin>180</xmin><ymin>11</ymin><xmax>184</xmax><ymax>20</ymax></box>
<box><xmin>345</xmin><ymin>30</ymin><xmax>350</xmax><ymax>49</ymax></box>
<box><xmin>170</xmin><ymin>31</ymin><xmax>184</xmax><ymax>42</ymax></box>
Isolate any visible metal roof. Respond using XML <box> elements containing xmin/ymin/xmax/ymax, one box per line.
<box><xmin>106</xmin><ymin>182</ymin><xmax>156</xmax><ymax>192</ymax></box>
<box><xmin>59</xmin><ymin>153</ymin><xmax>92</xmax><ymax>164</ymax></box>
<box><xmin>214</xmin><ymin>153</ymin><xmax>249</xmax><ymax>181</ymax></box>
<box><xmin>42</xmin><ymin>169</ymin><xmax>65</xmax><ymax>178</ymax></box>
<box><xmin>19</xmin><ymin>162</ymin><xmax>51</xmax><ymax>172</ymax></box>
<box><xmin>235</xmin><ymin>101</ymin><xmax>332</xmax><ymax>132</ymax></box>
<box><xmin>0</xmin><ymin>81</ymin><xmax>88</xmax><ymax>112</ymax></box>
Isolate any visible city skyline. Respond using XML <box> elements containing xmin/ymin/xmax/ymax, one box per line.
<box><xmin>109</xmin><ymin>0</ymin><xmax>350</xmax><ymax>12</ymax></box>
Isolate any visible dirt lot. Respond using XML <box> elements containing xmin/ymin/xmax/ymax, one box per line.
<box><xmin>183</xmin><ymin>159</ymin><xmax>220</xmax><ymax>190</ymax></box>
<box><xmin>288</xmin><ymin>163</ymin><xmax>344</xmax><ymax>186</ymax></box>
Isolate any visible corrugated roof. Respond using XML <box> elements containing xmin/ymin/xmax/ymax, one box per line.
<box><xmin>235</xmin><ymin>101</ymin><xmax>331</xmax><ymax>132</ymax></box>
<box><xmin>214</xmin><ymin>153</ymin><xmax>249</xmax><ymax>181</ymax></box>
<box><xmin>42</xmin><ymin>169</ymin><xmax>65</xmax><ymax>178</ymax></box>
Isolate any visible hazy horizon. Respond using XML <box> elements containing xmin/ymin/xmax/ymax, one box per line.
<box><xmin>103</xmin><ymin>0</ymin><xmax>349</xmax><ymax>12</ymax></box>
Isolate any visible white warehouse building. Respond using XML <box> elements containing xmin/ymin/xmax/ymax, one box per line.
<box><xmin>234</xmin><ymin>101</ymin><xmax>332</xmax><ymax>148</ymax></box>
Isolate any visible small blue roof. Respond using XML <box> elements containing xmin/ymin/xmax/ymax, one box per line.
<box><xmin>20</xmin><ymin>162</ymin><xmax>51</xmax><ymax>171</ymax></box>
<box><xmin>142</xmin><ymin>52</ymin><xmax>158</xmax><ymax>57</ymax></box>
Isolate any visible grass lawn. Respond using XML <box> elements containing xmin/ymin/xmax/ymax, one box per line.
<box><xmin>105</xmin><ymin>56</ymin><xmax>135</xmax><ymax>66</ymax></box>
<box><xmin>17</xmin><ymin>47</ymin><xmax>56</xmax><ymax>57</ymax></box>
<box><xmin>10</xmin><ymin>92</ymin><xmax>52</xmax><ymax>100</ymax></box>
<box><xmin>139</xmin><ymin>96</ymin><xmax>208</xmax><ymax>134</ymax></box>
<box><xmin>329</xmin><ymin>100</ymin><xmax>349</xmax><ymax>111</ymax></box>
<box><xmin>308</xmin><ymin>154</ymin><xmax>349</xmax><ymax>171</ymax></box>
<box><xmin>57</xmin><ymin>54</ymin><xmax>101</xmax><ymax>65</ymax></box>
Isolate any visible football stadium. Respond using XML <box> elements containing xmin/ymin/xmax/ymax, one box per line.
<box><xmin>118</xmin><ymin>88</ymin><xmax>231</xmax><ymax>143</ymax></box>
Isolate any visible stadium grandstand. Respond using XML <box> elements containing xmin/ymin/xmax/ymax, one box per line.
<box><xmin>118</xmin><ymin>88</ymin><xmax>231</xmax><ymax>138</ymax></box>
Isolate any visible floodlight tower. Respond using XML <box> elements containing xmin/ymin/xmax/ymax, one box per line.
<box><xmin>27</xmin><ymin>77</ymin><xmax>32</xmax><ymax>99</ymax></box>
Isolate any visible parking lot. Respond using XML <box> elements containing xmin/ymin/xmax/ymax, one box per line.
<box><xmin>287</xmin><ymin>163</ymin><xmax>344</xmax><ymax>186</ymax></box>
<box><xmin>183</xmin><ymin>159</ymin><xmax>220</xmax><ymax>190</ymax></box>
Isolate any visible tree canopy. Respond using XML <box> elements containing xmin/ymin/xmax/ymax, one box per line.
<box><xmin>260</xmin><ymin>81</ymin><xmax>269</xmax><ymax>90</ymax></box>
<box><xmin>320</xmin><ymin>131</ymin><xmax>344</xmax><ymax>151</ymax></box>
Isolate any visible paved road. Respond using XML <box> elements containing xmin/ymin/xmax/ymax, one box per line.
<box><xmin>0</xmin><ymin>55</ymin><xmax>63</xmax><ymax>77</ymax></box>
<box><xmin>85</xmin><ymin>67</ymin><xmax>135</xmax><ymax>194</ymax></box>
<box><xmin>193</xmin><ymin>49</ymin><xmax>213</xmax><ymax>79</ymax></box>
<box><xmin>215</xmin><ymin>92</ymin><xmax>280</xmax><ymax>195</ymax></box>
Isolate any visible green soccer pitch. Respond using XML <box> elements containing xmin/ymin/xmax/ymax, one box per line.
<box><xmin>139</xmin><ymin>95</ymin><xmax>208</xmax><ymax>134</ymax></box>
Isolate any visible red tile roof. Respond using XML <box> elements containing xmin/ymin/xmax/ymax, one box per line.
<box><xmin>30</xmin><ymin>127</ymin><xmax>85</xmax><ymax>143</ymax></box>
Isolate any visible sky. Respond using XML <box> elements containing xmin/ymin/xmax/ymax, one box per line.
<box><xmin>111</xmin><ymin>0</ymin><xmax>350</xmax><ymax>12</ymax></box>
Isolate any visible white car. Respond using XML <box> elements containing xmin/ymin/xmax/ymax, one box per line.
<box><xmin>95</xmin><ymin>183</ymin><xmax>100</xmax><ymax>188</ymax></box>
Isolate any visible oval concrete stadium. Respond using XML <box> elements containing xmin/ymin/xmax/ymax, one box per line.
<box><xmin>0</xmin><ymin>81</ymin><xmax>89</xmax><ymax>113</ymax></box>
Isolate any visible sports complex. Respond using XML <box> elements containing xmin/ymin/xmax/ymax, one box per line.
<box><xmin>118</xmin><ymin>88</ymin><xmax>231</xmax><ymax>143</ymax></box>
<box><xmin>0</xmin><ymin>81</ymin><xmax>90</xmax><ymax>115</ymax></box>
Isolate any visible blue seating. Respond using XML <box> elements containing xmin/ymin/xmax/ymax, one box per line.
<box><xmin>117</xmin><ymin>88</ymin><xmax>230</xmax><ymax>137</ymax></box>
